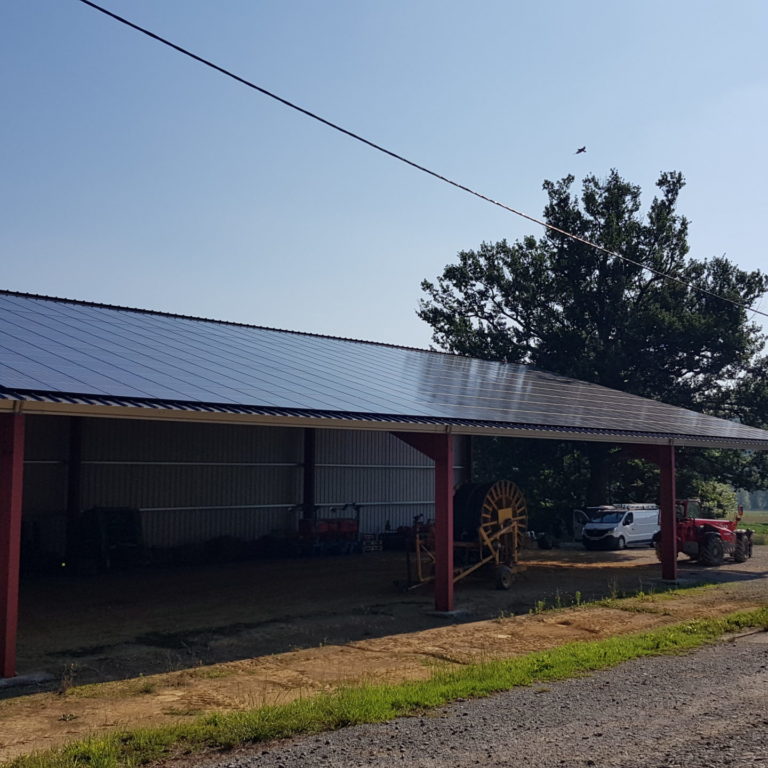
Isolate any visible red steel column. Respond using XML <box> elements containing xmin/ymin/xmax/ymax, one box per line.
<box><xmin>658</xmin><ymin>443</ymin><xmax>677</xmax><ymax>581</ymax></box>
<box><xmin>391</xmin><ymin>431</ymin><xmax>455</xmax><ymax>612</ymax></box>
<box><xmin>0</xmin><ymin>413</ymin><xmax>25</xmax><ymax>678</ymax></box>
<box><xmin>432</xmin><ymin>434</ymin><xmax>454</xmax><ymax>612</ymax></box>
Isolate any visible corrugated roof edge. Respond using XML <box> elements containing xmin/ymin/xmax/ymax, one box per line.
<box><xmin>0</xmin><ymin>288</ymin><xmax>451</xmax><ymax>358</ymax></box>
<box><xmin>2</xmin><ymin>389</ymin><xmax>768</xmax><ymax>449</ymax></box>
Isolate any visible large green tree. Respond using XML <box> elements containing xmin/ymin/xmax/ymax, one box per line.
<box><xmin>419</xmin><ymin>170</ymin><xmax>768</xmax><ymax>514</ymax></box>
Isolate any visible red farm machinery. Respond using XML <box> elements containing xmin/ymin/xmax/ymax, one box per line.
<box><xmin>653</xmin><ymin>498</ymin><xmax>754</xmax><ymax>566</ymax></box>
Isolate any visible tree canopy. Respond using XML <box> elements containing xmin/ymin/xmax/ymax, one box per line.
<box><xmin>418</xmin><ymin>170</ymin><xmax>768</xmax><ymax>519</ymax></box>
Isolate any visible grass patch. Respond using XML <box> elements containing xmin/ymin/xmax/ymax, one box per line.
<box><xmin>162</xmin><ymin>707</ymin><xmax>203</xmax><ymax>718</ymax></box>
<box><xmin>603</xmin><ymin>585</ymin><xmax>721</xmax><ymax>614</ymax></box>
<box><xmin>625</xmin><ymin>583</ymin><xmax>719</xmax><ymax>607</ymax></box>
<box><xmin>8</xmin><ymin>606</ymin><xmax>767</xmax><ymax>768</ymax></box>
<box><xmin>594</xmin><ymin>582</ymin><xmax>718</xmax><ymax>612</ymax></box>
<box><xmin>743</xmin><ymin>511</ymin><xmax>768</xmax><ymax>544</ymax></box>
<box><xmin>191</xmin><ymin>666</ymin><xmax>235</xmax><ymax>680</ymax></box>
<box><xmin>65</xmin><ymin>666</ymin><xmax>234</xmax><ymax>700</ymax></box>
<box><xmin>541</xmin><ymin>581</ymin><xmax>723</xmax><ymax>616</ymax></box>
<box><xmin>609</xmin><ymin>603</ymin><xmax>669</xmax><ymax>615</ymax></box>
<box><xmin>66</xmin><ymin>676</ymin><xmax>159</xmax><ymax>700</ymax></box>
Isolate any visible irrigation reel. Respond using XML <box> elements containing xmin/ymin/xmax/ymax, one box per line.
<box><xmin>405</xmin><ymin>480</ymin><xmax>528</xmax><ymax>591</ymax></box>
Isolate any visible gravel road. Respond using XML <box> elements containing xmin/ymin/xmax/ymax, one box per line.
<box><xmin>194</xmin><ymin>631</ymin><xmax>768</xmax><ymax>768</ymax></box>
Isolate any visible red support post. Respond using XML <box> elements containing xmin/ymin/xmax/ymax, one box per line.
<box><xmin>617</xmin><ymin>443</ymin><xmax>679</xmax><ymax>580</ymax></box>
<box><xmin>0</xmin><ymin>413</ymin><xmax>25</xmax><ymax>678</ymax></box>
<box><xmin>658</xmin><ymin>443</ymin><xmax>677</xmax><ymax>581</ymax></box>
<box><xmin>432</xmin><ymin>434</ymin><xmax>454</xmax><ymax>612</ymax></box>
<box><xmin>392</xmin><ymin>432</ymin><xmax>455</xmax><ymax>612</ymax></box>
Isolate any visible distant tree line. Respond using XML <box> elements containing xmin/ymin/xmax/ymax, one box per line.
<box><xmin>736</xmin><ymin>489</ymin><xmax>768</xmax><ymax>510</ymax></box>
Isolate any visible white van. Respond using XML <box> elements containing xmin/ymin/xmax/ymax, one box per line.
<box><xmin>582</xmin><ymin>504</ymin><xmax>660</xmax><ymax>550</ymax></box>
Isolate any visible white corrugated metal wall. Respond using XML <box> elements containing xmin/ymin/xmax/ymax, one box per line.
<box><xmin>314</xmin><ymin>429</ymin><xmax>465</xmax><ymax>533</ymax></box>
<box><xmin>22</xmin><ymin>416</ymin><xmax>69</xmax><ymax>555</ymax></box>
<box><xmin>79</xmin><ymin>419</ymin><xmax>303</xmax><ymax>548</ymax></box>
<box><xmin>22</xmin><ymin>416</ymin><xmax>466</xmax><ymax>554</ymax></box>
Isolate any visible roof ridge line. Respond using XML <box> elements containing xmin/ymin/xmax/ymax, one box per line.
<box><xmin>0</xmin><ymin>288</ymin><xmax>466</xmax><ymax>359</ymax></box>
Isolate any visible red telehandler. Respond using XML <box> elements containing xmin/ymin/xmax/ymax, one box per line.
<box><xmin>652</xmin><ymin>499</ymin><xmax>754</xmax><ymax>566</ymax></box>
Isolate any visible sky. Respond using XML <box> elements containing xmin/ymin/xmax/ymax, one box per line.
<box><xmin>2</xmin><ymin>0</ymin><xmax>767</xmax><ymax>348</ymax></box>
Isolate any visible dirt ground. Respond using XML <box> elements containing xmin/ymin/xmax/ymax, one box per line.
<box><xmin>1</xmin><ymin>545</ymin><xmax>766</xmax><ymax>761</ymax></box>
<box><xmin>197</xmin><ymin>632</ymin><xmax>768</xmax><ymax>768</ymax></box>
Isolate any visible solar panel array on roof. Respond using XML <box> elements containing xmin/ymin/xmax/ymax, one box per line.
<box><xmin>1</xmin><ymin>291</ymin><xmax>767</xmax><ymax>448</ymax></box>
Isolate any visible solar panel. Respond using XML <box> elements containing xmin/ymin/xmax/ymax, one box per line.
<box><xmin>1</xmin><ymin>291</ymin><xmax>767</xmax><ymax>448</ymax></box>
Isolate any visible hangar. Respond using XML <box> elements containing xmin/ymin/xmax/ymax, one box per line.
<box><xmin>2</xmin><ymin>289</ymin><xmax>768</xmax><ymax>679</ymax></box>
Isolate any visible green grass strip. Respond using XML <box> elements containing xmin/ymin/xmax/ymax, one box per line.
<box><xmin>8</xmin><ymin>606</ymin><xmax>768</xmax><ymax>768</ymax></box>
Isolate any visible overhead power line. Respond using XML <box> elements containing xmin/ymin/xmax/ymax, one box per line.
<box><xmin>76</xmin><ymin>0</ymin><xmax>768</xmax><ymax>321</ymax></box>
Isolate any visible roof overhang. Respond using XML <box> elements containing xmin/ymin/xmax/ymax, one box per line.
<box><xmin>3</xmin><ymin>391</ymin><xmax>767</xmax><ymax>452</ymax></box>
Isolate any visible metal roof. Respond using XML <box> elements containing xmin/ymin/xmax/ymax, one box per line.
<box><xmin>1</xmin><ymin>290</ymin><xmax>767</xmax><ymax>450</ymax></box>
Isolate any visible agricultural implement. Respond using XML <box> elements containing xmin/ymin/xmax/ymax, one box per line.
<box><xmin>297</xmin><ymin>503</ymin><xmax>361</xmax><ymax>555</ymax></box>
<box><xmin>404</xmin><ymin>480</ymin><xmax>527</xmax><ymax>590</ymax></box>
<box><xmin>653</xmin><ymin>498</ymin><xmax>754</xmax><ymax>566</ymax></box>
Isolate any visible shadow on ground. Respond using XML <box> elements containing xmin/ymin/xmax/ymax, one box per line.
<box><xmin>9</xmin><ymin>545</ymin><xmax>767</xmax><ymax>697</ymax></box>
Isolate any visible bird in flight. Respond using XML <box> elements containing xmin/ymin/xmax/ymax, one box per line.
<box><xmin>575</xmin><ymin>146</ymin><xmax>587</xmax><ymax>154</ymax></box>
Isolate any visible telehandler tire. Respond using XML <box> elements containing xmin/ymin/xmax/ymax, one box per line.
<box><xmin>733</xmin><ymin>532</ymin><xmax>752</xmax><ymax>563</ymax></box>
<box><xmin>699</xmin><ymin>532</ymin><xmax>725</xmax><ymax>566</ymax></box>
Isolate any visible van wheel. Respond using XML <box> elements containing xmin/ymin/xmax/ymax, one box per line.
<box><xmin>616</xmin><ymin>536</ymin><xmax>626</xmax><ymax>550</ymax></box>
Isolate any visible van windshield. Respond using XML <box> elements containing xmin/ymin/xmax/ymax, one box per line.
<box><xmin>590</xmin><ymin>512</ymin><xmax>624</xmax><ymax>524</ymax></box>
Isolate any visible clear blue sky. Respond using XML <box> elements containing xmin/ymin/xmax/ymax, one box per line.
<box><xmin>2</xmin><ymin>0</ymin><xmax>766</xmax><ymax>347</ymax></box>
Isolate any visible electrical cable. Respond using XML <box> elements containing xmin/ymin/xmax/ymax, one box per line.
<box><xmin>76</xmin><ymin>0</ymin><xmax>768</xmax><ymax>321</ymax></box>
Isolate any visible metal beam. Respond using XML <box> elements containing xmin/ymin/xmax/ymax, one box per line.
<box><xmin>621</xmin><ymin>444</ymin><xmax>677</xmax><ymax>580</ymax></box>
<box><xmin>302</xmin><ymin>428</ymin><xmax>316</xmax><ymax>520</ymax></box>
<box><xmin>658</xmin><ymin>444</ymin><xmax>678</xmax><ymax>580</ymax></box>
<box><xmin>3</xmin><ymin>399</ymin><xmax>767</xmax><ymax>452</ymax></box>
<box><xmin>0</xmin><ymin>413</ymin><xmax>25</xmax><ymax>678</ymax></box>
<box><xmin>66</xmin><ymin>417</ymin><xmax>83</xmax><ymax>523</ymax></box>
<box><xmin>393</xmin><ymin>432</ymin><xmax>455</xmax><ymax>611</ymax></box>
<box><xmin>432</xmin><ymin>434</ymin><xmax>454</xmax><ymax>611</ymax></box>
